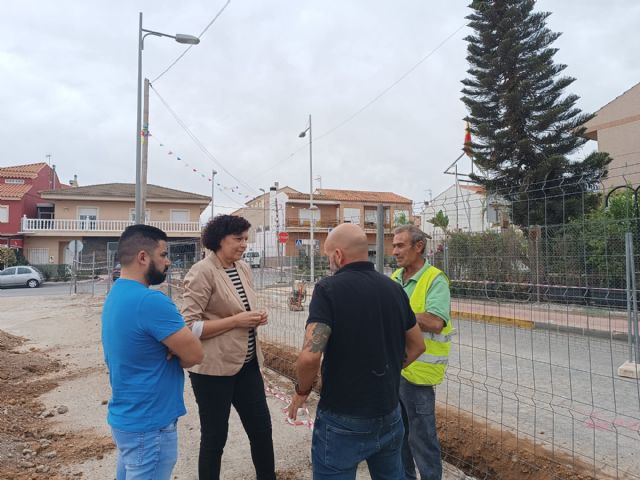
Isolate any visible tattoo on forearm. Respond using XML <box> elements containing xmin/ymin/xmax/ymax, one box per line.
<box><xmin>303</xmin><ymin>323</ymin><xmax>332</xmax><ymax>353</ymax></box>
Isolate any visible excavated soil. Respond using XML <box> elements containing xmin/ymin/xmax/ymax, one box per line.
<box><xmin>0</xmin><ymin>330</ymin><xmax>113</xmax><ymax>479</ymax></box>
<box><xmin>261</xmin><ymin>339</ymin><xmax>611</xmax><ymax>480</ymax></box>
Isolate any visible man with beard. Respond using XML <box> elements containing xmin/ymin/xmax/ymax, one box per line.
<box><xmin>102</xmin><ymin>224</ymin><xmax>203</xmax><ymax>480</ymax></box>
<box><xmin>288</xmin><ymin>223</ymin><xmax>424</xmax><ymax>479</ymax></box>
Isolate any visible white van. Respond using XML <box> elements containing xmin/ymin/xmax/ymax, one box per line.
<box><xmin>242</xmin><ymin>251</ymin><xmax>261</xmax><ymax>268</ymax></box>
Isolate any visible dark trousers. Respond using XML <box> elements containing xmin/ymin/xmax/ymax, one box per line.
<box><xmin>190</xmin><ymin>358</ymin><xmax>276</xmax><ymax>480</ymax></box>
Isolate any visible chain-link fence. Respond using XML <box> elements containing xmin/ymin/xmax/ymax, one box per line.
<box><xmin>127</xmin><ymin>178</ymin><xmax>640</xmax><ymax>479</ymax></box>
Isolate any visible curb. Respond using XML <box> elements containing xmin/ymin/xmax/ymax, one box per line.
<box><xmin>452</xmin><ymin>310</ymin><xmax>534</xmax><ymax>329</ymax></box>
<box><xmin>453</xmin><ymin>310</ymin><xmax>630</xmax><ymax>342</ymax></box>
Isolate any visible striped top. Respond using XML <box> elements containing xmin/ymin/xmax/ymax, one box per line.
<box><xmin>224</xmin><ymin>266</ymin><xmax>256</xmax><ymax>363</ymax></box>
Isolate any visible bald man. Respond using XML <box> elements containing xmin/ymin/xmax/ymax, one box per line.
<box><xmin>288</xmin><ymin>223</ymin><xmax>425</xmax><ymax>480</ymax></box>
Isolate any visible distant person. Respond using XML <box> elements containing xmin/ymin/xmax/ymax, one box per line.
<box><xmin>392</xmin><ymin>225</ymin><xmax>452</xmax><ymax>480</ymax></box>
<box><xmin>288</xmin><ymin>223</ymin><xmax>425</xmax><ymax>480</ymax></box>
<box><xmin>181</xmin><ymin>214</ymin><xmax>276</xmax><ymax>480</ymax></box>
<box><xmin>102</xmin><ymin>224</ymin><xmax>203</xmax><ymax>480</ymax></box>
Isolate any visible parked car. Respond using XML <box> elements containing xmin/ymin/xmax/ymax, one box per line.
<box><xmin>0</xmin><ymin>266</ymin><xmax>44</xmax><ymax>288</ymax></box>
<box><xmin>112</xmin><ymin>263</ymin><xmax>121</xmax><ymax>282</ymax></box>
<box><xmin>242</xmin><ymin>251</ymin><xmax>261</xmax><ymax>268</ymax></box>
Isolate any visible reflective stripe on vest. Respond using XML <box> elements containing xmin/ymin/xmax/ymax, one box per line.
<box><xmin>392</xmin><ymin>265</ymin><xmax>452</xmax><ymax>386</ymax></box>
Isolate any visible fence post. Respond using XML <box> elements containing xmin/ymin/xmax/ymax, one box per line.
<box><xmin>529</xmin><ymin>225</ymin><xmax>542</xmax><ymax>303</ymax></box>
<box><xmin>92</xmin><ymin>252</ymin><xmax>95</xmax><ymax>297</ymax></box>
<box><xmin>376</xmin><ymin>204</ymin><xmax>385</xmax><ymax>273</ymax></box>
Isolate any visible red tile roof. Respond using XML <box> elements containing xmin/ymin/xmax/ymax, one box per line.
<box><xmin>40</xmin><ymin>183</ymin><xmax>210</xmax><ymax>202</ymax></box>
<box><xmin>0</xmin><ymin>183</ymin><xmax>32</xmax><ymax>200</ymax></box>
<box><xmin>0</xmin><ymin>163</ymin><xmax>47</xmax><ymax>179</ymax></box>
<box><xmin>286</xmin><ymin>188</ymin><xmax>412</xmax><ymax>204</ymax></box>
<box><xmin>460</xmin><ymin>185</ymin><xmax>485</xmax><ymax>194</ymax></box>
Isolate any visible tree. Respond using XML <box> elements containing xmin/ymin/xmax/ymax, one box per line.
<box><xmin>428</xmin><ymin>210</ymin><xmax>450</xmax><ymax>236</ymax></box>
<box><xmin>0</xmin><ymin>247</ymin><xmax>17</xmax><ymax>269</ymax></box>
<box><xmin>461</xmin><ymin>0</ymin><xmax>611</xmax><ymax>227</ymax></box>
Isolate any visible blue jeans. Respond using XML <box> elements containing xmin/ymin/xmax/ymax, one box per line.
<box><xmin>399</xmin><ymin>378</ymin><xmax>442</xmax><ymax>480</ymax></box>
<box><xmin>312</xmin><ymin>405</ymin><xmax>404</xmax><ymax>480</ymax></box>
<box><xmin>111</xmin><ymin>420</ymin><xmax>178</xmax><ymax>480</ymax></box>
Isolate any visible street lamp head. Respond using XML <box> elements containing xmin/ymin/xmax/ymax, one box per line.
<box><xmin>298</xmin><ymin>131</ymin><xmax>306</xmax><ymax>138</ymax></box>
<box><xmin>174</xmin><ymin>34</ymin><xmax>200</xmax><ymax>45</ymax></box>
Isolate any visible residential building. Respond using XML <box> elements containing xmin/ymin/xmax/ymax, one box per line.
<box><xmin>239</xmin><ymin>186</ymin><xmax>413</xmax><ymax>259</ymax></box>
<box><xmin>421</xmin><ymin>183</ymin><xmax>509</xmax><ymax>238</ymax></box>
<box><xmin>20</xmin><ymin>183</ymin><xmax>209</xmax><ymax>265</ymax></box>
<box><xmin>0</xmin><ymin>162</ymin><xmax>66</xmax><ymax>250</ymax></box>
<box><xmin>582</xmin><ymin>82</ymin><xmax>640</xmax><ymax>191</ymax></box>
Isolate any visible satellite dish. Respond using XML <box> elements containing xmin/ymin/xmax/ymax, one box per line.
<box><xmin>67</xmin><ymin>240</ymin><xmax>84</xmax><ymax>255</ymax></box>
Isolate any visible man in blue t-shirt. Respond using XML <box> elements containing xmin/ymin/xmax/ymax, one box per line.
<box><xmin>102</xmin><ymin>225</ymin><xmax>203</xmax><ymax>480</ymax></box>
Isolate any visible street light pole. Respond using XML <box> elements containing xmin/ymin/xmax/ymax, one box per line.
<box><xmin>259</xmin><ymin>187</ymin><xmax>267</xmax><ymax>288</ymax></box>
<box><xmin>134</xmin><ymin>12</ymin><xmax>200</xmax><ymax>225</ymax></box>
<box><xmin>299</xmin><ymin>114</ymin><xmax>315</xmax><ymax>283</ymax></box>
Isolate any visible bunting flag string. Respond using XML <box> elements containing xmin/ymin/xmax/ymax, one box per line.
<box><xmin>150</xmin><ymin>134</ymin><xmax>253</xmax><ymax>201</ymax></box>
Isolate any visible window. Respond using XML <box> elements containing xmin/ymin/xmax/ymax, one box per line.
<box><xmin>394</xmin><ymin>210</ymin><xmax>410</xmax><ymax>226</ymax></box>
<box><xmin>0</xmin><ymin>267</ymin><xmax>16</xmax><ymax>276</ymax></box>
<box><xmin>28</xmin><ymin>248</ymin><xmax>49</xmax><ymax>265</ymax></box>
<box><xmin>299</xmin><ymin>208</ymin><xmax>320</xmax><ymax>226</ymax></box>
<box><xmin>170</xmin><ymin>209</ymin><xmax>190</xmax><ymax>223</ymax></box>
<box><xmin>78</xmin><ymin>207</ymin><xmax>98</xmax><ymax>230</ymax></box>
<box><xmin>364</xmin><ymin>209</ymin><xmax>377</xmax><ymax>226</ymax></box>
<box><xmin>17</xmin><ymin>267</ymin><xmax>31</xmax><ymax>274</ymax></box>
<box><xmin>4</xmin><ymin>178</ymin><xmax>25</xmax><ymax>184</ymax></box>
<box><xmin>0</xmin><ymin>205</ymin><xmax>8</xmax><ymax>223</ymax></box>
<box><xmin>128</xmin><ymin>209</ymin><xmax>150</xmax><ymax>223</ymax></box>
<box><xmin>343</xmin><ymin>208</ymin><xmax>360</xmax><ymax>224</ymax></box>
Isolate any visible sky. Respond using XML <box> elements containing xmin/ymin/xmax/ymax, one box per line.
<box><xmin>2</xmin><ymin>1</ymin><xmax>639</xmax><ymax>218</ymax></box>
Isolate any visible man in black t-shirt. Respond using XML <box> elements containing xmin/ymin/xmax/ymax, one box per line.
<box><xmin>288</xmin><ymin>223</ymin><xmax>424</xmax><ymax>479</ymax></box>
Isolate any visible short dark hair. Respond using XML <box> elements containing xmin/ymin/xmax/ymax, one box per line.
<box><xmin>393</xmin><ymin>224</ymin><xmax>429</xmax><ymax>254</ymax></box>
<box><xmin>118</xmin><ymin>224</ymin><xmax>168</xmax><ymax>266</ymax></box>
<box><xmin>202</xmin><ymin>214</ymin><xmax>251</xmax><ymax>252</ymax></box>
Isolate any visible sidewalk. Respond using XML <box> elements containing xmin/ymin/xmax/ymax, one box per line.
<box><xmin>452</xmin><ymin>297</ymin><xmax>632</xmax><ymax>339</ymax></box>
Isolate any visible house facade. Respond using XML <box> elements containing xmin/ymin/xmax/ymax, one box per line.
<box><xmin>239</xmin><ymin>186</ymin><xmax>414</xmax><ymax>259</ymax></box>
<box><xmin>421</xmin><ymin>183</ymin><xmax>508</xmax><ymax>238</ymax></box>
<box><xmin>582</xmin><ymin>82</ymin><xmax>640</xmax><ymax>192</ymax></box>
<box><xmin>20</xmin><ymin>183</ymin><xmax>210</xmax><ymax>265</ymax></box>
<box><xmin>0</xmin><ymin>162</ymin><xmax>66</xmax><ymax>249</ymax></box>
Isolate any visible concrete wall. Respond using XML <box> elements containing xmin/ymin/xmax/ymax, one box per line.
<box><xmin>599</xmin><ymin>119</ymin><xmax>640</xmax><ymax>191</ymax></box>
<box><xmin>52</xmin><ymin>200</ymin><xmax>204</xmax><ymax>222</ymax></box>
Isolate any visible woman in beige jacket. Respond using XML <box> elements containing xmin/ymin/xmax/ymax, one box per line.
<box><xmin>181</xmin><ymin>215</ymin><xmax>275</xmax><ymax>480</ymax></box>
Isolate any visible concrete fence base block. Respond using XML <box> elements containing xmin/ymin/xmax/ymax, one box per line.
<box><xmin>617</xmin><ymin>360</ymin><xmax>640</xmax><ymax>379</ymax></box>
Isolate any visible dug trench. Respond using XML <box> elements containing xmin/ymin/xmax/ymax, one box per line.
<box><xmin>261</xmin><ymin>340</ymin><xmax>611</xmax><ymax>480</ymax></box>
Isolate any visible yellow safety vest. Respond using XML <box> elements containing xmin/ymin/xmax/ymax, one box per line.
<box><xmin>392</xmin><ymin>266</ymin><xmax>452</xmax><ymax>386</ymax></box>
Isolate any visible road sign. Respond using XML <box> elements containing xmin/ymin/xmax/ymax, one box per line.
<box><xmin>67</xmin><ymin>240</ymin><xmax>84</xmax><ymax>255</ymax></box>
<box><xmin>295</xmin><ymin>239</ymin><xmax>303</xmax><ymax>247</ymax></box>
<box><xmin>278</xmin><ymin>232</ymin><xmax>289</xmax><ymax>244</ymax></box>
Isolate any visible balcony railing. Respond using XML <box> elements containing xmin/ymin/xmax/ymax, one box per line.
<box><xmin>21</xmin><ymin>217</ymin><xmax>202</xmax><ymax>234</ymax></box>
<box><xmin>285</xmin><ymin>218</ymin><xmax>339</xmax><ymax>229</ymax></box>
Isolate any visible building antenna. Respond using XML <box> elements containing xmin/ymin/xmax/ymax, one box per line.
<box><xmin>45</xmin><ymin>154</ymin><xmax>52</xmax><ymax>166</ymax></box>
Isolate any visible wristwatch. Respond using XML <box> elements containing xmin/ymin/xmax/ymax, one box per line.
<box><xmin>294</xmin><ymin>382</ymin><xmax>312</xmax><ymax>396</ymax></box>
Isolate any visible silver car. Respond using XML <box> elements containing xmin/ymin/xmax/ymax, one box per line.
<box><xmin>0</xmin><ymin>266</ymin><xmax>44</xmax><ymax>288</ymax></box>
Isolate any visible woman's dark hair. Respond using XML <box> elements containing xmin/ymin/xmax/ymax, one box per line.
<box><xmin>202</xmin><ymin>214</ymin><xmax>251</xmax><ymax>252</ymax></box>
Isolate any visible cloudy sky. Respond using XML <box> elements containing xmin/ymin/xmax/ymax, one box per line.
<box><xmin>2</xmin><ymin>1</ymin><xmax>639</xmax><ymax>217</ymax></box>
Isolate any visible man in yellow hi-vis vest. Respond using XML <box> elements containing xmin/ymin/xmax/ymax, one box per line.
<box><xmin>392</xmin><ymin>225</ymin><xmax>452</xmax><ymax>480</ymax></box>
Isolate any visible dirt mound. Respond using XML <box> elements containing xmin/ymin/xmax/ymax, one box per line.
<box><xmin>0</xmin><ymin>329</ymin><xmax>113</xmax><ymax>479</ymax></box>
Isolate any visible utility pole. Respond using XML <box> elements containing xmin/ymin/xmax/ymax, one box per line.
<box><xmin>210</xmin><ymin>170</ymin><xmax>217</xmax><ymax>221</ymax></box>
<box><xmin>259</xmin><ymin>187</ymin><xmax>267</xmax><ymax>288</ymax></box>
<box><xmin>139</xmin><ymin>78</ymin><xmax>150</xmax><ymax>224</ymax></box>
<box><xmin>308</xmin><ymin>114</ymin><xmax>315</xmax><ymax>284</ymax></box>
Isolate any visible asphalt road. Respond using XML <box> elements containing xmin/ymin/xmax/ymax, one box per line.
<box><xmin>0</xmin><ymin>280</ymin><xmax>109</xmax><ymax>297</ymax></box>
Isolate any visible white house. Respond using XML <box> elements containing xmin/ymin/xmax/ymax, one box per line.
<box><xmin>421</xmin><ymin>183</ymin><xmax>509</xmax><ymax>238</ymax></box>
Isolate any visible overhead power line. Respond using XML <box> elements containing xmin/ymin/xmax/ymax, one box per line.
<box><xmin>256</xmin><ymin>22</ymin><xmax>467</xmax><ymax>176</ymax></box>
<box><xmin>151</xmin><ymin>0</ymin><xmax>232</xmax><ymax>83</ymax></box>
<box><xmin>150</xmin><ymin>84</ymin><xmax>257</xmax><ymax>195</ymax></box>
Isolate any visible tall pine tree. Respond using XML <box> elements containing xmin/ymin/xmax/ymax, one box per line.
<box><xmin>461</xmin><ymin>0</ymin><xmax>610</xmax><ymax>227</ymax></box>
